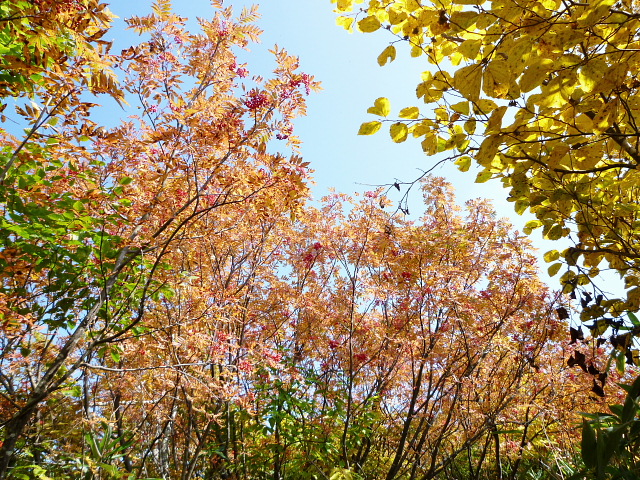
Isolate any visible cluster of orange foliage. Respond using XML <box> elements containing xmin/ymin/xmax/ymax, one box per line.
<box><xmin>0</xmin><ymin>1</ymin><xmax>626</xmax><ymax>479</ymax></box>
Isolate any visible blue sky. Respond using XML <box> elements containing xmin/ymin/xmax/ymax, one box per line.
<box><xmin>105</xmin><ymin>0</ymin><xmax>560</xmax><ymax>266</ymax></box>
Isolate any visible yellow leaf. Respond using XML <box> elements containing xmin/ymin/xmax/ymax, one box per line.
<box><xmin>358</xmin><ymin>121</ymin><xmax>382</xmax><ymax>135</ymax></box>
<box><xmin>503</xmin><ymin>37</ymin><xmax>532</xmax><ymax>75</ymax></box>
<box><xmin>592</xmin><ymin>99</ymin><xmax>618</xmax><ymax>134</ymax></box>
<box><xmin>390</xmin><ymin>122</ymin><xmax>409</xmax><ymax>143</ymax></box>
<box><xmin>455</xmin><ymin>155</ymin><xmax>472</xmax><ymax>172</ymax></box>
<box><xmin>545</xmin><ymin>224</ymin><xmax>565</xmax><ymax>240</ymax></box>
<box><xmin>335</xmin><ymin>0</ymin><xmax>354</xmax><ymax>11</ymax></box>
<box><xmin>450</xmin><ymin>101</ymin><xmax>469</xmax><ymax>115</ymax></box>
<box><xmin>544</xmin><ymin>250</ymin><xmax>560</xmax><ymax>262</ymax></box>
<box><xmin>574</xmin><ymin>113</ymin><xmax>593</xmax><ymax>132</ymax></box>
<box><xmin>476</xmin><ymin>169</ymin><xmax>493</xmax><ymax>183</ymax></box>
<box><xmin>473</xmin><ymin>99</ymin><xmax>498</xmax><ymax>114</ymax></box>
<box><xmin>453</xmin><ymin>0</ymin><xmax>486</xmax><ymax>5</ymax></box>
<box><xmin>523</xmin><ymin>220</ymin><xmax>542</xmax><ymax>234</ymax></box>
<box><xmin>483</xmin><ymin>60</ymin><xmax>511</xmax><ymax>98</ymax></box>
<box><xmin>476</xmin><ymin>135</ymin><xmax>501</xmax><ymax>167</ymax></box>
<box><xmin>464</xmin><ymin>118</ymin><xmax>477</xmax><ymax>134</ymax></box>
<box><xmin>377</xmin><ymin>45</ymin><xmax>396</xmax><ymax>66</ymax></box>
<box><xmin>514</xmin><ymin>198</ymin><xmax>529</xmax><ymax>214</ymax></box>
<box><xmin>628</xmin><ymin>287</ymin><xmax>640</xmax><ymax>311</ymax></box>
<box><xmin>388</xmin><ymin>9</ymin><xmax>407</xmax><ymax>25</ymax></box>
<box><xmin>548</xmin><ymin>263</ymin><xmax>562</xmax><ymax>277</ymax></box>
<box><xmin>336</xmin><ymin>16</ymin><xmax>354</xmax><ymax>31</ymax></box>
<box><xmin>485</xmin><ymin>106</ymin><xmax>507</xmax><ymax>134</ymax></box>
<box><xmin>578</xmin><ymin>0</ymin><xmax>616</xmax><ymax>26</ymax></box>
<box><xmin>399</xmin><ymin>106</ymin><xmax>420</xmax><ymax>119</ymax></box>
<box><xmin>578</xmin><ymin>58</ymin><xmax>607</xmax><ymax>93</ymax></box>
<box><xmin>476</xmin><ymin>13</ymin><xmax>495</xmax><ymax>29</ymax></box>
<box><xmin>422</xmin><ymin>133</ymin><xmax>438</xmax><ymax>155</ymax></box>
<box><xmin>454</xmin><ymin>63</ymin><xmax>483</xmax><ymax>102</ymax></box>
<box><xmin>367</xmin><ymin>97</ymin><xmax>391</xmax><ymax>117</ymax></box>
<box><xmin>509</xmin><ymin>172</ymin><xmax>528</xmax><ymax>197</ymax></box>
<box><xmin>450</xmin><ymin>11</ymin><xmax>479</xmax><ymax>29</ymax></box>
<box><xmin>592</xmin><ymin>62</ymin><xmax>628</xmax><ymax>94</ymax></box>
<box><xmin>358</xmin><ymin>16</ymin><xmax>381</xmax><ymax>33</ymax></box>
<box><xmin>458</xmin><ymin>39</ymin><xmax>482</xmax><ymax>60</ymax></box>
<box><xmin>412</xmin><ymin>119</ymin><xmax>434</xmax><ymax>137</ymax></box>
<box><xmin>519</xmin><ymin>58</ymin><xmax>554</xmax><ymax>93</ymax></box>
<box><xmin>434</xmin><ymin>107</ymin><xmax>449</xmax><ymax>122</ymax></box>
<box><xmin>547</xmin><ymin>144</ymin><xmax>570</xmax><ymax>168</ymax></box>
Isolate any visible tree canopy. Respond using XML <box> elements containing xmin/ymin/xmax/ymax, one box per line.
<box><xmin>0</xmin><ymin>0</ymin><xmax>636</xmax><ymax>479</ymax></box>
<box><xmin>335</xmin><ymin>0</ymin><xmax>640</xmax><ymax>346</ymax></box>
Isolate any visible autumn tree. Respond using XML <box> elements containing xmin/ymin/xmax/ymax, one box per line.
<box><xmin>0</xmin><ymin>1</ymin><xmax>619</xmax><ymax>479</ymax></box>
<box><xmin>333</xmin><ymin>0</ymin><xmax>640</xmax><ymax>345</ymax></box>
<box><xmin>236</xmin><ymin>178</ymin><xmax>604</xmax><ymax>480</ymax></box>
<box><xmin>0</xmin><ymin>0</ymin><xmax>317</xmax><ymax>477</ymax></box>
<box><xmin>69</xmin><ymin>176</ymin><xmax>607</xmax><ymax>480</ymax></box>
<box><xmin>0</xmin><ymin>0</ymin><xmax>119</xmax><ymax>100</ymax></box>
<box><xmin>0</xmin><ymin>0</ymin><xmax>124</xmax><ymax>475</ymax></box>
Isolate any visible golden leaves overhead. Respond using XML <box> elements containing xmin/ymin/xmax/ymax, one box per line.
<box><xmin>336</xmin><ymin>0</ymin><xmax>640</xmax><ymax>330</ymax></box>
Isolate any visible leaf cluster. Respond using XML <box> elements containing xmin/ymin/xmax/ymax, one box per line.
<box><xmin>335</xmin><ymin>0</ymin><xmax>640</xmax><ymax>341</ymax></box>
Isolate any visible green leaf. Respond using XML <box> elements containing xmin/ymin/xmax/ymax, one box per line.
<box><xmin>616</xmin><ymin>349</ymin><xmax>626</xmax><ymax>374</ymax></box>
<box><xmin>581</xmin><ymin>420</ymin><xmax>597</xmax><ymax>469</ymax></box>
<box><xmin>358</xmin><ymin>121</ymin><xmax>382</xmax><ymax>135</ymax></box>
<box><xmin>622</xmin><ymin>375</ymin><xmax>640</xmax><ymax>422</ymax></box>
<box><xmin>110</xmin><ymin>349</ymin><xmax>121</xmax><ymax>363</ymax></box>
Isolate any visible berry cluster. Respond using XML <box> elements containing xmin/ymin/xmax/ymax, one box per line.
<box><xmin>218</xmin><ymin>22</ymin><xmax>229</xmax><ymax>38</ymax></box>
<box><xmin>245</xmin><ymin>92</ymin><xmax>269</xmax><ymax>111</ymax></box>
<box><xmin>288</xmin><ymin>73</ymin><xmax>312</xmax><ymax>95</ymax></box>
<box><xmin>32</xmin><ymin>0</ymin><xmax>82</xmax><ymax>14</ymax></box>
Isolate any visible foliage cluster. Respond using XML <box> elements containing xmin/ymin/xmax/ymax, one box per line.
<box><xmin>336</xmin><ymin>0</ymin><xmax>640</xmax><ymax>347</ymax></box>
<box><xmin>0</xmin><ymin>0</ymin><xmax>636</xmax><ymax>479</ymax></box>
